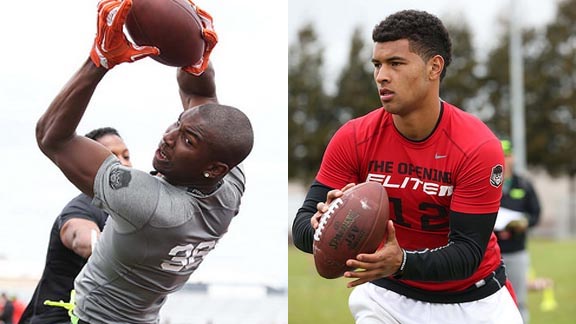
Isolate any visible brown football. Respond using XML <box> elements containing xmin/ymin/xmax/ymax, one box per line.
<box><xmin>125</xmin><ymin>0</ymin><xmax>206</xmax><ymax>67</ymax></box>
<box><xmin>313</xmin><ymin>182</ymin><xmax>390</xmax><ymax>279</ymax></box>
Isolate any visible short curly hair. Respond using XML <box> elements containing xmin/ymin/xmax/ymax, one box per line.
<box><xmin>372</xmin><ymin>10</ymin><xmax>452</xmax><ymax>80</ymax></box>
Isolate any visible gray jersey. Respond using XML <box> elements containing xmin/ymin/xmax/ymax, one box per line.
<box><xmin>74</xmin><ymin>155</ymin><xmax>245</xmax><ymax>324</ymax></box>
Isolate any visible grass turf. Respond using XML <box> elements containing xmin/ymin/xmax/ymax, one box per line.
<box><xmin>288</xmin><ymin>238</ymin><xmax>576</xmax><ymax>324</ymax></box>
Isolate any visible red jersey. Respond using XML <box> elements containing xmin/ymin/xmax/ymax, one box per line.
<box><xmin>316</xmin><ymin>102</ymin><xmax>504</xmax><ymax>293</ymax></box>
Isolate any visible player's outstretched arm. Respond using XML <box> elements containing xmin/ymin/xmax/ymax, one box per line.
<box><xmin>176</xmin><ymin>0</ymin><xmax>218</xmax><ymax>109</ymax></box>
<box><xmin>177</xmin><ymin>63</ymin><xmax>218</xmax><ymax>110</ymax></box>
<box><xmin>36</xmin><ymin>60</ymin><xmax>112</xmax><ymax>196</ymax></box>
<box><xmin>37</xmin><ymin>0</ymin><xmax>158</xmax><ymax>197</ymax></box>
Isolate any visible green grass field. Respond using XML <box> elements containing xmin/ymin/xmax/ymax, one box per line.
<box><xmin>289</xmin><ymin>239</ymin><xmax>576</xmax><ymax>324</ymax></box>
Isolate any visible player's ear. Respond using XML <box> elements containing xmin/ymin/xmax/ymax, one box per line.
<box><xmin>428</xmin><ymin>55</ymin><xmax>444</xmax><ymax>81</ymax></box>
<box><xmin>205</xmin><ymin>162</ymin><xmax>229</xmax><ymax>178</ymax></box>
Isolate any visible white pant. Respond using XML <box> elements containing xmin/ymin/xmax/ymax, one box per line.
<box><xmin>349</xmin><ymin>283</ymin><xmax>523</xmax><ymax>324</ymax></box>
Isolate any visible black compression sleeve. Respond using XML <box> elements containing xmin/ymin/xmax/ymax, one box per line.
<box><xmin>291</xmin><ymin>180</ymin><xmax>332</xmax><ymax>254</ymax></box>
<box><xmin>401</xmin><ymin>211</ymin><xmax>497</xmax><ymax>281</ymax></box>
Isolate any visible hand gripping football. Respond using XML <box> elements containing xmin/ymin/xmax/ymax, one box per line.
<box><xmin>313</xmin><ymin>182</ymin><xmax>390</xmax><ymax>279</ymax></box>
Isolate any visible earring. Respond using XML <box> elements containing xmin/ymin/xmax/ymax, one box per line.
<box><xmin>203</xmin><ymin>172</ymin><xmax>210</xmax><ymax>178</ymax></box>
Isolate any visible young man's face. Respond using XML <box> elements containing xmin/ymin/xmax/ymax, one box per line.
<box><xmin>152</xmin><ymin>108</ymin><xmax>216</xmax><ymax>185</ymax></box>
<box><xmin>371</xmin><ymin>39</ymin><xmax>438</xmax><ymax>115</ymax></box>
<box><xmin>97</xmin><ymin>135</ymin><xmax>132</xmax><ymax>167</ymax></box>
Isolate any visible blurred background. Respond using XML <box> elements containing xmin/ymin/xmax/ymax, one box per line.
<box><xmin>288</xmin><ymin>0</ymin><xmax>576</xmax><ymax>323</ymax></box>
<box><xmin>0</xmin><ymin>0</ymin><xmax>287</xmax><ymax>323</ymax></box>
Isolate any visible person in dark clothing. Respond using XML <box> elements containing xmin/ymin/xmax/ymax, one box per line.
<box><xmin>495</xmin><ymin>139</ymin><xmax>541</xmax><ymax>323</ymax></box>
<box><xmin>19</xmin><ymin>128</ymin><xmax>131</xmax><ymax>324</ymax></box>
<box><xmin>1</xmin><ymin>293</ymin><xmax>14</xmax><ymax>324</ymax></box>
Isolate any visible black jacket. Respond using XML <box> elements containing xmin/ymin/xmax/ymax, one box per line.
<box><xmin>495</xmin><ymin>174</ymin><xmax>541</xmax><ymax>253</ymax></box>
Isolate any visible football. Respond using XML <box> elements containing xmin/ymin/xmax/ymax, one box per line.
<box><xmin>313</xmin><ymin>182</ymin><xmax>390</xmax><ymax>279</ymax></box>
<box><xmin>125</xmin><ymin>0</ymin><xmax>206</xmax><ymax>67</ymax></box>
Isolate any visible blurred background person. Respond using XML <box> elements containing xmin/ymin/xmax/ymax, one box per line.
<box><xmin>19</xmin><ymin>127</ymin><xmax>131</xmax><ymax>324</ymax></box>
<box><xmin>0</xmin><ymin>293</ymin><xmax>14</xmax><ymax>324</ymax></box>
<box><xmin>10</xmin><ymin>297</ymin><xmax>24</xmax><ymax>324</ymax></box>
<box><xmin>495</xmin><ymin>139</ymin><xmax>541</xmax><ymax>323</ymax></box>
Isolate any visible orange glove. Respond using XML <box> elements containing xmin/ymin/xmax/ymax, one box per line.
<box><xmin>90</xmin><ymin>0</ymin><xmax>159</xmax><ymax>69</ymax></box>
<box><xmin>182</xmin><ymin>1</ymin><xmax>218</xmax><ymax>76</ymax></box>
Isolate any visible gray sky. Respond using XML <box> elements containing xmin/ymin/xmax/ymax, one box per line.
<box><xmin>288</xmin><ymin>0</ymin><xmax>558</xmax><ymax>93</ymax></box>
<box><xmin>0</xmin><ymin>0</ymin><xmax>287</xmax><ymax>287</ymax></box>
